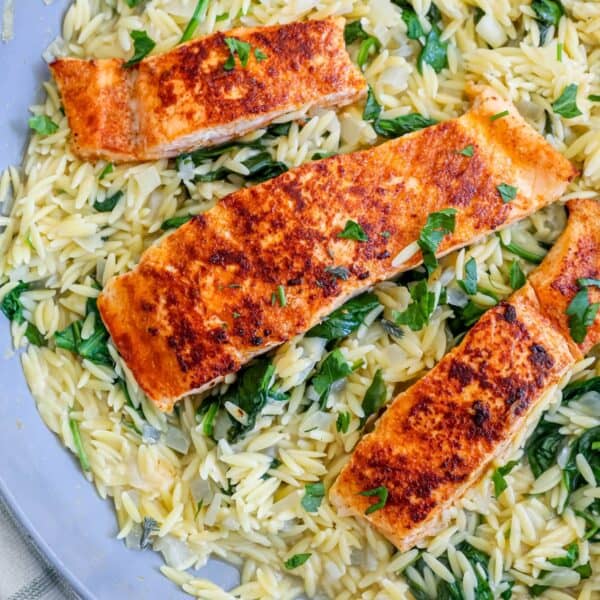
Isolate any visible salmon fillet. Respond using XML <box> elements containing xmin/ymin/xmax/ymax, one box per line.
<box><xmin>330</xmin><ymin>199</ymin><xmax>600</xmax><ymax>551</ymax></box>
<box><xmin>49</xmin><ymin>19</ymin><xmax>366</xmax><ymax>163</ymax></box>
<box><xmin>97</xmin><ymin>87</ymin><xmax>576</xmax><ymax>412</ymax></box>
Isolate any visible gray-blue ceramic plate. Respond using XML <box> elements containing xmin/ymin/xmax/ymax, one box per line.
<box><xmin>0</xmin><ymin>2</ymin><xmax>238</xmax><ymax>597</ymax></box>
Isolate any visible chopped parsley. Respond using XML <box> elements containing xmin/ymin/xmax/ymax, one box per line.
<box><xmin>497</xmin><ymin>183</ymin><xmax>518</xmax><ymax>203</ymax></box>
<box><xmin>360</xmin><ymin>369</ymin><xmax>387</xmax><ymax>427</ymax></box>
<box><xmin>417</xmin><ymin>208</ymin><xmax>457</xmax><ymax>274</ymax></box>
<box><xmin>509</xmin><ymin>260</ymin><xmax>526</xmax><ymax>290</ymax></box>
<box><xmin>338</xmin><ymin>219</ymin><xmax>368</xmax><ymax>242</ymax></box>
<box><xmin>98</xmin><ymin>163</ymin><xmax>114</xmax><ymax>180</ymax></box>
<box><xmin>458</xmin><ymin>257</ymin><xmax>478</xmax><ymax>295</ymax></box>
<box><xmin>284</xmin><ymin>553</ymin><xmax>311</xmax><ymax>569</ymax></box>
<box><xmin>458</xmin><ymin>144</ymin><xmax>474</xmax><ymax>157</ymax></box>
<box><xmin>161</xmin><ymin>215</ymin><xmax>193</xmax><ymax>230</ymax></box>
<box><xmin>124</xmin><ymin>30</ymin><xmax>156</xmax><ymax>68</ymax></box>
<box><xmin>325</xmin><ymin>266</ymin><xmax>350</xmax><ymax>281</ymax></box>
<box><xmin>393</xmin><ymin>280</ymin><xmax>437</xmax><ymax>331</ymax></box>
<box><xmin>359</xmin><ymin>485</ymin><xmax>388</xmax><ymax>515</ymax></box>
<box><xmin>490</xmin><ymin>110</ymin><xmax>509</xmax><ymax>121</ymax></box>
<box><xmin>492</xmin><ymin>460</ymin><xmax>519</xmax><ymax>497</ymax></box>
<box><xmin>307</xmin><ymin>292</ymin><xmax>381</xmax><ymax>340</ymax></box>
<box><xmin>301</xmin><ymin>482</ymin><xmax>325</xmax><ymax>512</ymax></box>
<box><xmin>552</xmin><ymin>84</ymin><xmax>583</xmax><ymax>118</ymax></box>
<box><xmin>566</xmin><ymin>282</ymin><xmax>600</xmax><ymax>343</ymax></box>
<box><xmin>180</xmin><ymin>0</ymin><xmax>209</xmax><ymax>43</ymax></box>
<box><xmin>311</xmin><ymin>349</ymin><xmax>354</xmax><ymax>410</ymax></box>
<box><xmin>196</xmin><ymin>152</ymin><xmax>287</xmax><ymax>183</ymax></box>
<box><xmin>336</xmin><ymin>411</ymin><xmax>351</xmax><ymax>433</ymax></box>
<box><xmin>93</xmin><ymin>190</ymin><xmax>123</xmax><ymax>212</ymax></box>
<box><xmin>29</xmin><ymin>115</ymin><xmax>58</xmax><ymax>136</ymax></box>
<box><xmin>223</xmin><ymin>37</ymin><xmax>257</xmax><ymax>70</ymax></box>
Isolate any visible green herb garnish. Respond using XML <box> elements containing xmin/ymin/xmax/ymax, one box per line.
<box><xmin>311</xmin><ymin>349</ymin><xmax>354</xmax><ymax>410</ymax></box>
<box><xmin>552</xmin><ymin>84</ymin><xmax>583</xmax><ymax>118</ymax></box>
<box><xmin>1</xmin><ymin>282</ymin><xmax>46</xmax><ymax>347</ymax></box>
<box><xmin>418</xmin><ymin>26</ymin><xmax>447</xmax><ymax>74</ymax></box>
<box><xmin>338</xmin><ymin>219</ymin><xmax>368</xmax><ymax>242</ymax></box>
<box><xmin>363</xmin><ymin>85</ymin><xmax>382</xmax><ymax>122</ymax></box>
<box><xmin>161</xmin><ymin>215</ymin><xmax>193</xmax><ymax>230</ymax></box>
<box><xmin>29</xmin><ymin>115</ymin><xmax>58</xmax><ymax>136</ymax></box>
<box><xmin>393</xmin><ymin>280</ymin><xmax>437</xmax><ymax>331</ymax></box>
<box><xmin>374</xmin><ymin>113</ymin><xmax>437</xmax><ymax>138</ymax></box>
<box><xmin>566</xmin><ymin>287</ymin><xmax>599</xmax><ymax>343</ymax></box>
<box><xmin>492</xmin><ymin>460</ymin><xmax>519</xmax><ymax>497</ymax></box>
<box><xmin>284</xmin><ymin>553</ymin><xmax>311</xmax><ymax>569</ymax></box>
<box><xmin>124</xmin><ymin>30</ymin><xmax>156</xmax><ymax>68</ymax></box>
<box><xmin>93</xmin><ymin>190</ymin><xmax>123</xmax><ymax>212</ymax></box>
<box><xmin>532</xmin><ymin>0</ymin><xmax>564</xmax><ymax>45</ymax></box>
<box><xmin>458</xmin><ymin>144</ymin><xmax>474</xmax><ymax>157</ymax></box>
<box><xmin>180</xmin><ymin>0</ymin><xmax>209</xmax><ymax>43</ymax></box>
<box><xmin>509</xmin><ymin>260</ymin><xmax>526</xmax><ymax>290</ymax></box>
<box><xmin>417</xmin><ymin>208</ymin><xmax>457</xmax><ymax>274</ymax></box>
<box><xmin>401</xmin><ymin>6</ymin><xmax>424</xmax><ymax>40</ymax></box>
<box><xmin>301</xmin><ymin>482</ymin><xmax>325</xmax><ymax>512</ymax></box>
<box><xmin>497</xmin><ymin>183</ymin><xmax>518</xmax><ymax>203</ymax></box>
<box><xmin>360</xmin><ymin>369</ymin><xmax>387</xmax><ymax>427</ymax></box>
<box><xmin>458</xmin><ymin>257</ymin><xmax>478</xmax><ymax>295</ymax></box>
<box><xmin>359</xmin><ymin>485</ymin><xmax>388</xmax><ymax>514</ymax></box>
<box><xmin>336</xmin><ymin>411</ymin><xmax>351</xmax><ymax>433</ymax></box>
<box><xmin>223</xmin><ymin>37</ymin><xmax>251</xmax><ymax>69</ymax></box>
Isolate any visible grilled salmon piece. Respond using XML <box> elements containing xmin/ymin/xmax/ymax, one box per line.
<box><xmin>97</xmin><ymin>87</ymin><xmax>576</xmax><ymax>412</ymax></box>
<box><xmin>49</xmin><ymin>19</ymin><xmax>366</xmax><ymax>162</ymax></box>
<box><xmin>529</xmin><ymin>199</ymin><xmax>600</xmax><ymax>354</ymax></box>
<box><xmin>329</xmin><ymin>200</ymin><xmax>600</xmax><ymax>551</ymax></box>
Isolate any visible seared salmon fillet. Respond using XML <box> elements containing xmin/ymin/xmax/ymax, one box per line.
<box><xmin>330</xmin><ymin>199</ymin><xmax>600</xmax><ymax>551</ymax></box>
<box><xmin>97</xmin><ymin>87</ymin><xmax>576</xmax><ymax>412</ymax></box>
<box><xmin>49</xmin><ymin>19</ymin><xmax>366</xmax><ymax>162</ymax></box>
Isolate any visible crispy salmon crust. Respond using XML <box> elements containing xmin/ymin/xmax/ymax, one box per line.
<box><xmin>49</xmin><ymin>19</ymin><xmax>366</xmax><ymax>162</ymax></box>
<box><xmin>330</xmin><ymin>199</ymin><xmax>600</xmax><ymax>551</ymax></box>
<box><xmin>97</xmin><ymin>88</ymin><xmax>576</xmax><ymax>412</ymax></box>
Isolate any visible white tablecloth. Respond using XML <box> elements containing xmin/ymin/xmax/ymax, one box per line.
<box><xmin>0</xmin><ymin>497</ymin><xmax>77</xmax><ymax>600</ymax></box>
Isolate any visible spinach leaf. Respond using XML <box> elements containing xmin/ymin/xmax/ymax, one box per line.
<box><xmin>161</xmin><ymin>215</ymin><xmax>193</xmax><ymax>230</ymax></box>
<box><xmin>124</xmin><ymin>30</ymin><xmax>156</xmax><ymax>68</ymax></box>
<box><xmin>393</xmin><ymin>280</ymin><xmax>436</xmax><ymax>331</ymax></box>
<box><xmin>307</xmin><ymin>292</ymin><xmax>381</xmax><ymax>340</ymax></box>
<box><xmin>509</xmin><ymin>260</ymin><xmax>526</xmax><ymax>290</ymax></box>
<box><xmin>223</xmin><ymin>37</ymin><xmax>251</xmax><ymax>70</ymax></box>
<box><xmin>301</xmin><ymin>482</ymin><xmax>325</xmax><ymax>512</ymax></box>
<box><xmin>532</xmin><ymin>0</ymin><xmax>564</xmax><ymax>44</ymax></box>
<box><xmin>458</xmin><ymin>257</ymin><xmax>477</xmax><ymax>295</ymax></box>
<box><xmin>492</xmin><ymin>460</ymin><xmax>519</xmax><ymax>497</ymax></box>
<box><xmin>55</xmin><ymin>294</ymin><xmax>113</xmax><ymax>367</ymax></box>
<box><xmin>497</xmin><ymin>183</ymin><xmax>518</xmax><ymax>203</ymax></box>
<box><xmin>418</xmin><ymin>26</ymin><xmax>448</xmax><ymax>73</ymax></box>
<box><xmin>417</xmin><ymin>208</ymin><xmax>457</xmax><ymax>274</ymax></box>
<box><xmin>525</xmin><ymin>419</ymin><xmax>563</xmax><ymax>478</ymax></box>
<box><xmin>93</xmin><ymin>190</ymin><xmax>123</xmax><ymax>212</ymax></box>
<box><xmin>1</xmin><ymin>282</ymin><xmax>46</xmax><ymax>347</ymax></box>
<box><xmin>363</xmin><ymin>85</ymin><xmax>382</xmax><ymax>121</ymax></box>
<box><xmin>499</xmin><ymin>236</ymin><xmax>545</xmax><ymax>264</ymax></box>
<box><xmin>196</xmin><ymin>152</ymin><xmax>287</xmax><ymax>183</ymax></box>
<box><xmin>552</xmin><ymin>84</ymin><xmax>583</xmax><ymax>119</ymax></box>
<box><xmin>284</xmin><ymin>553</ymin><xmax>311</xmax><ymax>569</ymax></box>
<box><xmin>221</xmin><ymin>359</ymin><xmax>287</xmax><ymax>442</ymax></box>
<box><xmin>566</xmin><ymin>287</ymin><xmax>599</xmax><ymax>344</ymax></box>
<box><xmin>563</xmin><ymin>376</ymin><xmax>600</xmax><ymax>402</ymax></box>
<box><xmin>29</xmin><ymin>115</ymin><xmax>58</xmax><ymax>136</ymax></box>
<box><xmin>401</xmin><ymin>7</ymin><xmax>424</xmax><ymax>40</ymax></box>
<box><xmin>374</xmin><ymin>113</ymin><xmax>437</xmax><ymax>138</ymax></box>
<box><xmin>311</xmin><ymin>349</ymin><xmax>353</xmax><ymax>409</ymax></box>
<box><xmin>357</xmin><ymin>36</ymin><xmax>380</xmax><ymax>69</ymax></box>
<box><xmin>344</xmin><ymin>21</ymin><xmax>369</xmax><ymax>44</ymax></box>
<box><xmin>360</xmin><ymin>369</ymin><xmax>387</xmax><ymax>427</ymax></box>
<box><xmin>336</xmin><ymin>411</ymin><xmax>351</xmax><ymax>433</ymax></box>
<box><xmin>548</xmin><ymin>542</ymin><xmax>579</xmax><ymax>567</ymax></box>
<box><xmin>562</xmin><ymin>426</ymin><xmax>600</xmax><ymax>496</ymax></box>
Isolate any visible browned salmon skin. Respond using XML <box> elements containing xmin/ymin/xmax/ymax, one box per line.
<box><xmin>330</xmin><ymin>199</ymin><xmax>600</xmax><ymax>551</ymax></box>
<box><xmin>97</xmin><ymin>87</ymin><xmax>576</xmax><ymax>412</ymax></box>
<box><xmin>49</xmin><ymin>19</ymin><xmax>366</xmax><ymax>162</ymax></box>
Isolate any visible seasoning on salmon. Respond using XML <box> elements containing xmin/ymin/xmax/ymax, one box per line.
<box><xmin>97</xmin><ymin>87</ymin><xmax>576</xmax><ymax>412</ymax></box>
<box><xmin>49</xmin><ymin>18</ymin><xmax>366</xmax><ymax>163</ymax></box>
<box><xmin>329</xmin><ymin>199</ymin><xmax>600</xmax><ymax>552</ymax></box>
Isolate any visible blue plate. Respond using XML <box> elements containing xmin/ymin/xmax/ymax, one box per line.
<box><xmin>0</xmin><ymin>2</ymin><xmax>238</xmax><ymax>597</ymax></box>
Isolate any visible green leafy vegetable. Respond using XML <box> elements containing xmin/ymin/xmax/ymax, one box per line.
<box><xmin>55</xmin><ymin>292</ymin><xmax>113</xmax><ymax>367</ymax></box>
<box><xmin>336</xmin><ymin>411</ymin><xmax>351</xmax><ymax>433</ymax></box>
<box><xmin>343</xmin><ymin>21</ymin><xmax>380</xmax><ymax>69</ymax></box>
<box><xmin>311</xmin><ymin>349</ymin><xmax>354</xmax><ymax>410</ymax></box>
<box><xmin>161</xmin><ymin>215</ymin><xmax>193</xmax><ymax>230</ymax></box>
<box><xmin>196</xmin><ymin>398</ymin><xmax>220</xmax><ymax>438</ymax></box>
<box><xmin>589</xmin><ymin>94</ymin><xmax>600</xmax><ymax>102</ymax></box>
<box><xmin>458</xmin><ymin>257</ymin><xmax>478</xmax><ymax>295</ymax></box>
<box><xmin>69</xmin><ymin>416</ymin><xmax>90</xmax><ymax>472</ymax></box>
<box><xmin>338</xmin><ymin>219</ymin><xmax>368</xmax><ymax>242</ymax></box>
<box><xmin>220</xmin><ymin>359</ymin><xmax>287</xmax><ymax>442</ymax></box>
<box><xmin>360</xmin><ymin>369</ymin><xmax>387</xmax><ymax>427</ymax></box>
<box><xmin>509</xmin><ymin>260</ymin><xmax>526</xmax><ymax>290</ymax></box>
<box><xmin>566</xmin><ymin>287</ymin><xmax>599</xmax><ymax>343</ymax></box>
<box><xmin>418</xmin><ymin>26</ymin><xmax>448</xmax><ymax>73</ymax></box>
<box><xmin>124</xmin><ymin>30</ymin><xmax>156</xmax><ymax>68</ymax></box>
<box><xmin>307</xmin><ymin>292</ymin><xmax>381</xmax><ymax>340</ymax></box>
<box><xmin>374</xmin><ymin>113</ymin><xmax>437</xmax><ymax>138</ymax></box>
<box><xmin>359</xmin><ymin>485</ymin><xmax>388</xmax><ymax>514</ymax></box>
<box><xmin>344</xmin><ymin>21</ymin><xmax>368</xmax><ymax>44</ymax></box>
<box><xmin>1</xmin><ymin>282</ymin><xmax>46</xmax><ymax>347</ymax></box>
<box><xmin>223</xmin><ymin>37</ymin><xmax>251</xmax><ymax>70</ymax></box>
<box><xmin>301</xmin><ymin>482</ymin><xmax>325</xmax><ymax>512</ymax></box>
<box><xmin>254</xmin><ymin>48</ymin><xmax>267</xmax><ymax>61</ymax></box>
<box><xmin>562</xmin><ymin>426</ymin><xmax>600</xmax><ymax>497</ymax></box>
<box><xmin>526</xmin><ymin>419</ymin><xmax>563</xmax><ymax>478</ymax></box>
<box><xmin>180</xmin><ymin>0</ymin><xmax>209</xmax><ymax>43</ymax></box>
<box><xmin>393</xmin><ymin>280</ymin><xmax>437</xmax><ymax>331</ymax></box>
<box><xmin>98</xmin><ymin>163</ymin><xmax>114</xmax><ymax>180</ymax></box>
<box><xmin>312</xmin><ymin>151</ymin><xmax>336</xmax><ymax>160</ymax></box>
<box><xmin>29</xmin><ymin>115</ymin><xmax>58</xmax><ymax>136</ymax></box>
<box><xmin>284</xmin><ymin>553</ymin><xmax>311</xmax><ymax>569</ymax></box>
<box><xmin>497</xmin><ymin>183</ymin><xmax>518</xmax><ymax>203</ymax></box>
<box><xmin>548</xmin><ymin>542</ymin><xmax>579</xmax><ymax>567</ymax></box>
<box><xmin>417</xmin><ymin>208</ymin><xmax>457</xmax><ymax>274</ymax></box>
<box><xmin>490</xmin><ymin>110</ymin><xmax>509</xmax><ymax>121</ymax></box>
<box><xmin>325</xmin><ymin>266</ymin><xmax>350</xmax><ymax>281</ymax></box>
<box><xmin>552</xmin><ymin>84</ymin><xmax>583</xmax><ymax>119</ymax></box>
<box><xmin>532</xmin><ymin>0</ymin><xmax>564</xmax><ymax>44</ymax></box>
<box><xmin>499</xmin><ymin>236</ymin><xmax>545</xmax><ymax>264</ymax></box>
<box><xmin>492</xmin><ymin>460</ymin><xmax>519</xmax><ymax>497</ymax></box>
<box><xmin>125</xmin><ymin>0</ymin><xmax>145</xmax><ymax>6</ymax></box>
<box><xmin>357</xmin><ymin>36</ymin><xmax>380</xmax><ymax>69</ymax></box>
<box><xmin>578</xmin><ymin>277</ymin><xmax>600</xmax><ymax>288</ymax></box>
<box><xmin>196</xmin><ymin>152</ymin><xmax>288</xmax><ymax>183</ymax></box>
<box><xmin>401</xmin><ymin>7</ymin><xmax>425</xmax><ymax>40</ymax></box>
<box><xmin>93</xmin><ymin>190</ymin><xmax>123</xmax><ymax>212</ymax></box>
<box><xmin>363</xmin><ymin>86</ymin><xmax>382</xmax><ymax>121</ymax></box>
